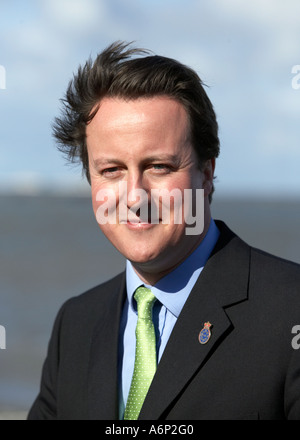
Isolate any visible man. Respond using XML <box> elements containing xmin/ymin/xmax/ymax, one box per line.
<box><xmin>28</xmin><ymin>41</ymin><xmax>300</xmax><ymax>420</ymax></box>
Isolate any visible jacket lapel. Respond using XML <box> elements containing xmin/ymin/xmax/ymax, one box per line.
<box><xmin>87</xmin><ymin>273</ymin><xmax>126</xmax><ymax>420</ymax></box>
<box><xmin>139</xmin><ymin>222</ymin><xmax>251</xmax><ymax>419</ymax></box>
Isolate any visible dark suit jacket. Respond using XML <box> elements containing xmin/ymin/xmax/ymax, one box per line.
<box><xmin>28</xmin><ymin>221</ymin><xmax>300</xmax><ymax>420</ymax></box>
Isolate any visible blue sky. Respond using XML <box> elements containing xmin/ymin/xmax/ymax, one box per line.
<box><xmin>0</xmin><ymin>0</ymin><xmax>300</xmax><ymax>196</ymax></box>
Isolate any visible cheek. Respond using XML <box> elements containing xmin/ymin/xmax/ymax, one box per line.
<box><xmin>91</xmin><ymin>187</ymin><xmax>98</xmax><ymax>214</ymax></box>
<box><xmin>90</xmin><ymin>184</ymin><xmax>114</xmax><ymax>229</ymax></box>
<box><xmin>162</xmin><ymin>173</ymin><xmax>203</xmax><ymax>202</ymax></box>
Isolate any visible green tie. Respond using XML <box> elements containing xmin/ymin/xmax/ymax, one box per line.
<box><xmin>124</xmin><ymin>287</ymin><xmax>157</xmax><ymax>420</ymax></box>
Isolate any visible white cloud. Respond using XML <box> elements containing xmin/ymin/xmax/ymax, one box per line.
<box><xmin>43</xmin><ymin>0</ymin><xmax>107</xmax><ymax>31</ymax></box>
<box><xmin>214</xmin><ymin>0</ymin><xmax>300</xmax><ymax>26</ymax></box>
<box><xmin>197</xmin><ymin>0</ymin><xmax>300</xmax><ymax>73</ymax></box>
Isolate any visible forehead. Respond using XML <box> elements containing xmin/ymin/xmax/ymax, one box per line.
<box><xmin>87</xmin><ymin>96</ymin><xmax>190</xmax><ymax>138</ymax></box>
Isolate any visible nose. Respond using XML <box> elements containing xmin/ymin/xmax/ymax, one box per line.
<box><xmin>126</xmin><ymin>171</ymin><xmax>150</xmax><ymax>209</ymax></box>
<box><xmin>123</xmin><ymin>171</ymin><xmax>151</xmax><ymax>223</ymax></box>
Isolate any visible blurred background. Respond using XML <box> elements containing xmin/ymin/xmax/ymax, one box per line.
<box><xmin>0</xmin><ymin>0</ymin><xmax>299</xmax><ymax>419</ymax></box>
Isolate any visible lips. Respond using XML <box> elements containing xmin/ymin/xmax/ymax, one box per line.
<box><xmin>120</xmin><ymin>214</ymin><xmax>161</xmax><ymax>229</ymax></box>
<box><xmin>125</xmin><ymin>221</ymin><xmax>156</xmax><ymax>230</ymax></box>
<box><xmin>119</xmin><ymin>209</ymin><xmax>160</xmax><ymax>226</ymax></box>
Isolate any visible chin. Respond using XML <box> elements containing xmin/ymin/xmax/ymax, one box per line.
<box><xmin>126</xmin><ymin>250</ymin><xmax>158</xmax><ymax>265</ymax></box>
<box><xmin>121</xmin><ymin>242</ymin><xmax>163</xmax><ymax>265</ymax></box>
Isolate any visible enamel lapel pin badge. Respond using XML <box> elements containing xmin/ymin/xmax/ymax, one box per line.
<box><xmin>199</xmin><ymin>322</ymin><xmax>212</xmax><ymax>345</ymax></box>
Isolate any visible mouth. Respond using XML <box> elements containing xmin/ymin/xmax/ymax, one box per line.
<box><xmin>120</xmin><ymin>218</ymin><xmax>160</xmax><ymax>230</ymax></box>
<box><xmin>125</xmin><ymin>221</ymin><xmax>154</xmax><ymax>230</ymax></box>
<box><xmin>119</xmin><ymin>207</ymin><xmax>161</xmax><ymax>229</ymax></box>
<box><xmin>119</xmin><ymin>214</ymin><xmax>161</xmax><ymax>229</ymax></box>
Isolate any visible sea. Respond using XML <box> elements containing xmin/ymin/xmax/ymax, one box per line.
<box><xmin>0</xmin><ymin>193</ymin><xmax>299</xmax><ymax>418</ymax></box>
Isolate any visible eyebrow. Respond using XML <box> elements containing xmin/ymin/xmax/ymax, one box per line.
<box><xmin>142</xmin><ymin>154</ymin><xmax>179</xmax><ymax>164</ymax></box>
<box><xmin>92</xmin><ymin>154</ymin><xmax>180</xmax><ymax>168</ymax></box>
<box><xmin>92</xmin><ymin>158</ymin><xmax>124</xmax><ymax>168</ymax></box>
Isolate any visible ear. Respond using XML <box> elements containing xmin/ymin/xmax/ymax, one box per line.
<box><xmin>202</xmin><ymin>159</ymin><xmax>216</xmax><ymax>197</ymax></box>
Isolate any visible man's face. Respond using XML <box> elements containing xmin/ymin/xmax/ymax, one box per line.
<box><xmin>86</xmin><ymin>96</ymin><xmax>214</xmax><ymax>283</ymax></box>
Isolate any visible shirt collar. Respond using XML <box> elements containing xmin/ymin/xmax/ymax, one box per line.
<box><xmin>126</xmin><ymin>218</ymin><xmax>220</xmax><ymax>318</ymax></box>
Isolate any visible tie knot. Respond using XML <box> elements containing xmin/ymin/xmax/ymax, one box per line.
<box><xmin>134</xmin><ymin>287</ymin><xmax>156</xmax><ymax>320</ymax></box>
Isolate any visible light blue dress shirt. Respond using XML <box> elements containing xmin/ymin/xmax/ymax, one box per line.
<box><xmin>118</xmin><ymin>219</ymin><xmax>220</xmax><ymax>419</ymax></box>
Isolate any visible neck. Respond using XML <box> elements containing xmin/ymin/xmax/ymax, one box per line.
<box><xmin>131</xmin><ymin>215</ymin><xmax>212</xmax><ymax>286</ymax></box>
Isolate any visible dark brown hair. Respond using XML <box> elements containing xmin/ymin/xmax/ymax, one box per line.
<box><xmin>53</xmin><ymin>41</ymin><xmax>220</xmax><ymax>200</ymax></box>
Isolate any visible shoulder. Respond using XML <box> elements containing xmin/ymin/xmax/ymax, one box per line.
<box><xmin>56</xmin><ymin>271</ymin><xmax>126</xmax><ymax>324</ymax></box>
<box><xmin>248</xmin><ymin>245</ymin><xmax>300</xmax><ymax>314</ymax></box>
<box><xmin>250</xmin><ymin>246</ymin><xmax>300</xmax><ymax>284</ymax></box>
<box><xmin>216</xmin><ymin>219</ymin><xmax>300</xmax><ymax>279</ymax></box>
<box><xmin>215</xmin><ymin>219</ymin><xmax>300</xmax><ymax>304</ymax></box>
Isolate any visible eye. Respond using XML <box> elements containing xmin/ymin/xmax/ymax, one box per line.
<box><xmin>101</xmin><ymin>167</ymin><xmax>121</xmax><ymax>177</ymax></box>
<box><xmin>151</xmin><ymin>164</ymin><xmax>172</xmax><ymax>173</ymax></box>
